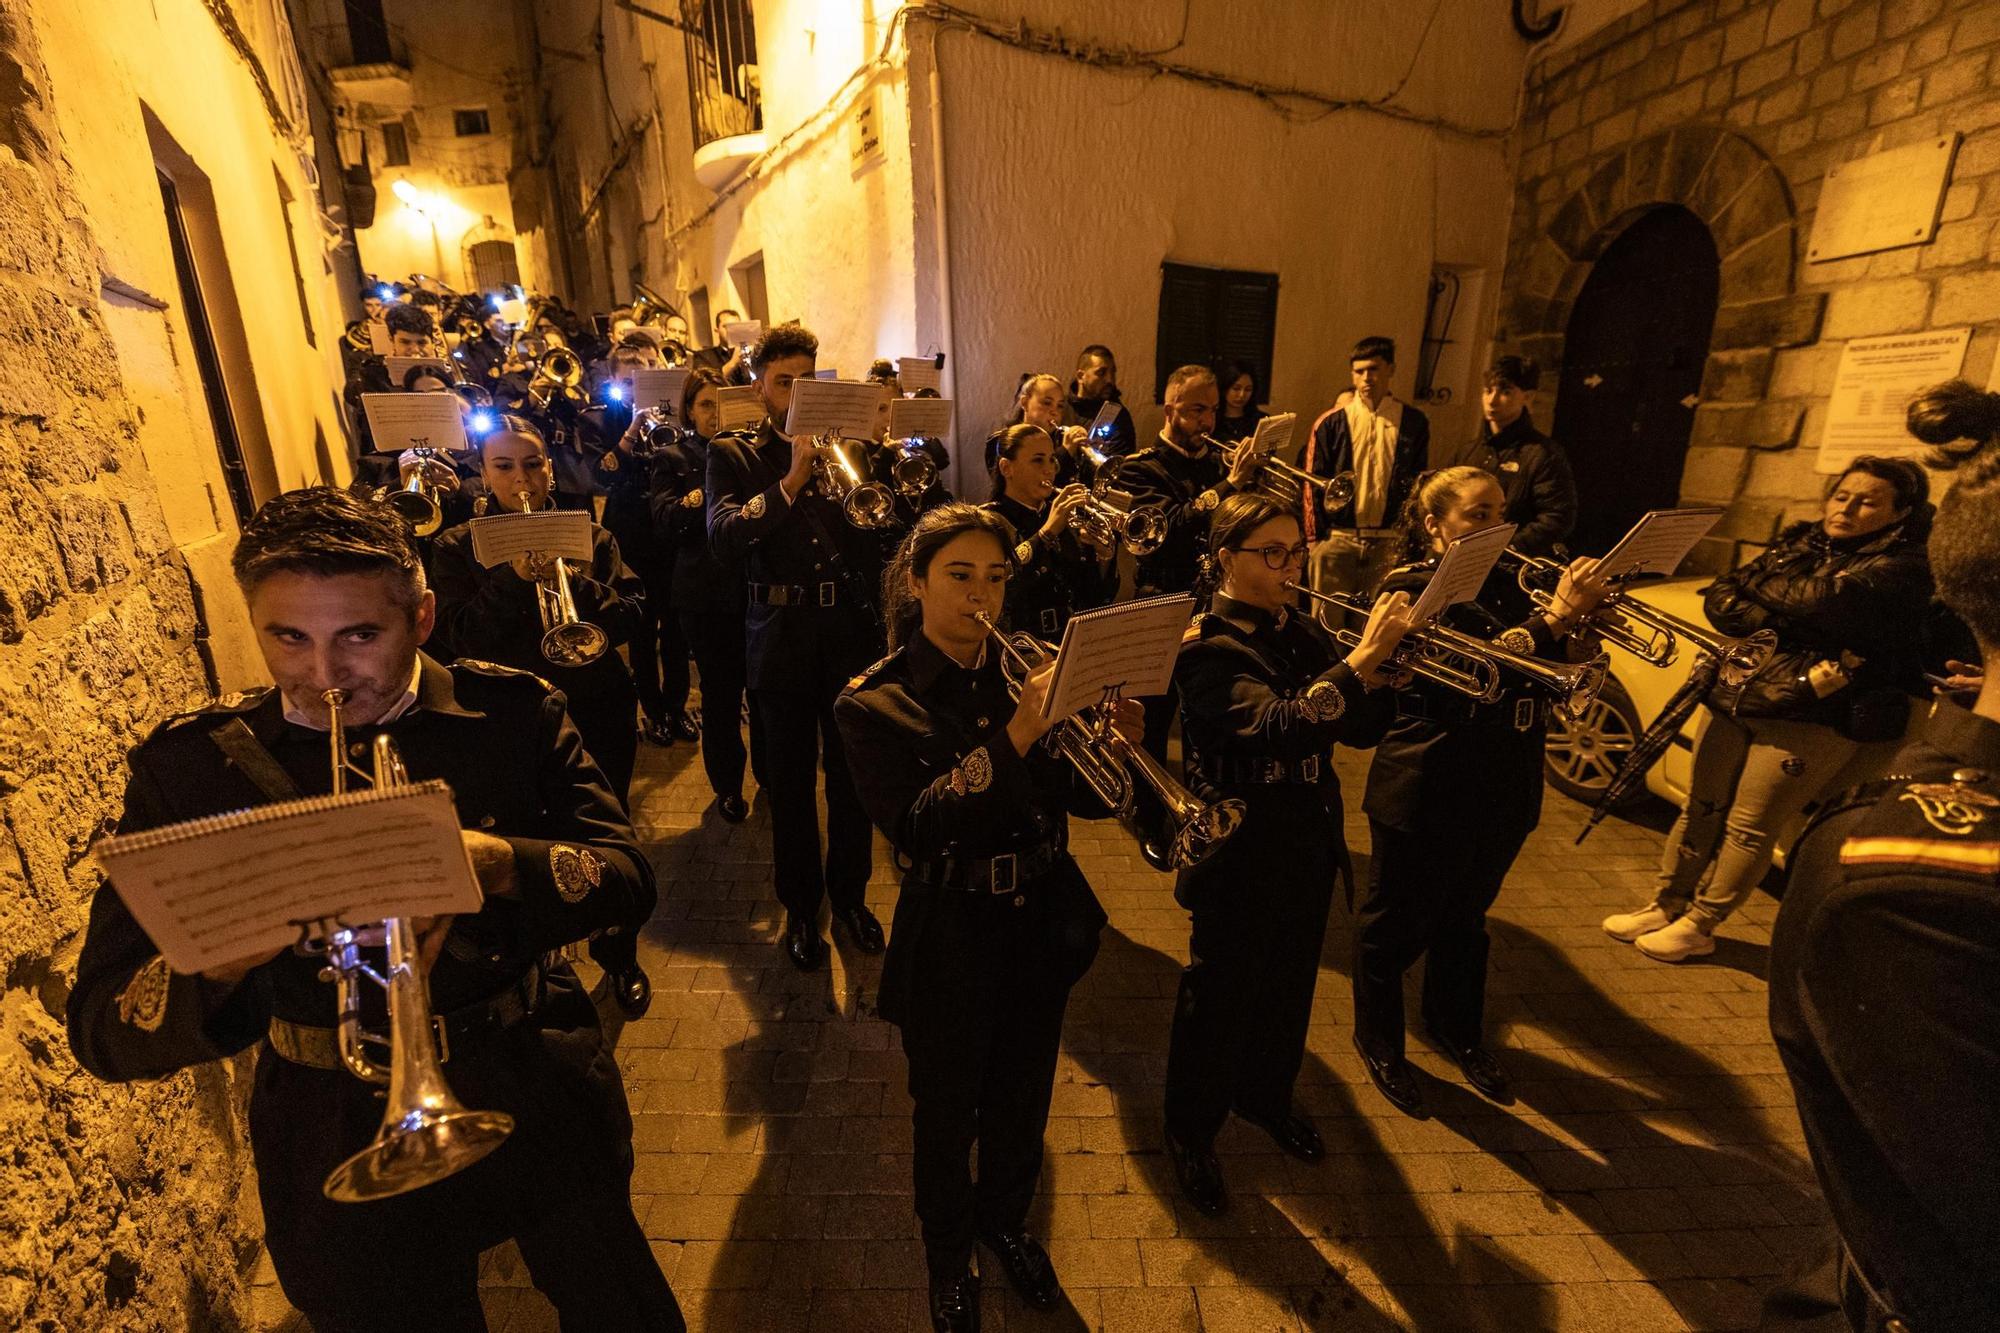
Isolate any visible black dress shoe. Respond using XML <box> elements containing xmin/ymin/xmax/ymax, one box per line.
<box><xmin>716</xmin><ymin>794</ymin><xmax>749</xmax><ymax>824</ymax></box>
<box><xmin>978</xmin><ymin>1229</ymin><xmax>1060</xmax><ymax>1309</ymax></box>
<box><xmin>1443</xmin><ymin>1042</ymin><xmax>1514</xmax><ymax>1104</ymax></box>
<box><xmin>1164</xmin><ymin>1125</ymin><xmax>1228</xmax><ymax>1216</ymax></box>
<box><xmin>609</xmin><ymin>965</ymin><xmax>652</xmax><ymax>1019</ymax></box>
<box><xmin>928</xmin><ymin>1270</ymin><xmax>980</xmax><ymax>1332</ymax></box>
<box><xmin>670</xmin><ymin>711</ymin><xmax>701</xmax><ymax>743</ymax></box>
<box><xmin>640</xmin><ymin>718</ymin><xmax>675</xmax><ymax>747</ymax></box>
<box><xmin>1353</xmin><ymin>1036</ymin><xmax>1427</xmax><ymax>1118</ymax></box>
<box><xmin>1240</xmin><ymin>1111</ymin><xmax>1324</xmax><ymax>1163</ymax></box>
<box><xmin>833</xmin><ymin>904</ymin><xmax>886</xmax><ymax>953</ymax></box>
<box><xmin>783</xmin><ymin>916</ymin><xmax>825</xmax><ymax>971</ymax></box>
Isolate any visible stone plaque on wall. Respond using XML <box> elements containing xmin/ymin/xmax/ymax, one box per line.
<box><xmin>1815</xmin><ymin>328</ymin><xmax>1969</xmax><ymax>473</ymax></box>
<box><xmin>1807</xmin><ymin>135</ymin><xmax>1960</xmax><ymax>263</ymax></box>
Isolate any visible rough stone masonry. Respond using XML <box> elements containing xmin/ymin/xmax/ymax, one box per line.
<box><xmin>0</xmin><ymin>1</ymin><xmax>260</xmax><ymax>1327</ymax></box>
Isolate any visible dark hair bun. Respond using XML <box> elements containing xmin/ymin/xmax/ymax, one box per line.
<box><xmin>1906</xmin><ymin>378</ymin><xmax>2000</xmax><ymax>468</ymax></box>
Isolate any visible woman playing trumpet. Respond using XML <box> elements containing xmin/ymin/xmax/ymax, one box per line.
<box><xmin>984</xmin><ymin>423</ymin><xmax>1117</xmax><ymax>640</ymax></box>
<box><xmin>1163</xmin><ymin>493</ymin><xmax>1415</xmax><ymax>1215</ymax></box>
<box><xmin>1352</xmin><ymin>466</ymin><xmax>1610</xmax><ymax>1117</ymax></box>
<box><xmin>835</xmin><ymin>504</ymin><xmax>1139</xmax><ymax>1330</ymax></box>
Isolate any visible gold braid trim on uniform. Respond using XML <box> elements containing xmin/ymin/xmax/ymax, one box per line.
<box><xmin>1301</xmin><ymin>680</ymin><xmax>1346</xmax><ymax>723</ymax></box>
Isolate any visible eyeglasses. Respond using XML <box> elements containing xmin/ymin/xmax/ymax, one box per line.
<box><xmin>1230</xmin><ymin>542</ymin><xmax>1309</xmax><ymax>570</ymax></box>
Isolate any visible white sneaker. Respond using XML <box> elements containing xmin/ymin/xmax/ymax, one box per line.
<box><xmin>1634</xmin><ymin>915</ymin><xmax>1716</xmax><ymax>962</ymax></box>
<box><xmin>1602</xmin><ymin>905</ymin><xmax>1675</xmax><ymax>941</ymax></box>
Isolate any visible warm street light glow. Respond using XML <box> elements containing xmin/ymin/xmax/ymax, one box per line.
<box><xmin>391</xmin><ymin>177</ymin><xmax>420</xmax><ymax>206</ymax></box>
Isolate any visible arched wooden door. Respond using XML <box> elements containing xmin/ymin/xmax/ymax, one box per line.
<box><xmin>1553</xmin><ymin>206</ymin><xmax>1720</xmax><ymax>554</ymax></box>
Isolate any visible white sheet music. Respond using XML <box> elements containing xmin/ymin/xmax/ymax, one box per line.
<box><xmin>1597</xmin><ymin>507</ymin><xmax>1724</xmax><ymax>582</ymax></box>
<box><xmin>467</xmin><ymin>510</ymin><xmax>596</xmax><ymax>567</ymax></box>
<box><xmin>785</xmin><ymin>378</ymin><xmax>888</xmax><ymax>440</ymax></box>
<box><xmin>1407</xmin><ymin>522</ymin><xmax>1518</xmax><ymax>625</ymax></box>
<box><xmin>716</xmin><ymin>385</ymin><xmax>766</xmax><ymax>431</ymax></box>
<box><xmin>94</xmin><ymin>783</ymin><xmax>482</xmax><ymax>975</ymax></box>
<box><xmin>1245</xmin><ymin>411</ymin><xmax>1298</xmax><ymax>461</ymax></box>
<box><xmin>721</xmin><ymin>319</ymin><xmax>763</xmax><ymax>348</ymax></box>
<box><xmin>367</xmin><ymin>323</ymin><xmax>391</xmax><ymax>356</ymax></box>
<box><xmin>360</xmin><ymin>393</ymin><xmax>469</xmax><ymax>455</ymax></box>
<box><xmin>1086</xmin><ymin>402</ymin><xmax>1120</xmax><ymax>438</ymax></box>
<box><xmin>385</xmin><ymin>356</ymin><xmax>452</xmax><ymax>386</ymax></box>
<box><xmin>1041</xmin><ymin>593</ymin><xmax>1198</xmax><ymax>723</ymax></box>
<box><xmin>889</xmin><ymin>397</ymin><xmax>953</xmax><ymax>439</ymax></box>
<box><xmin>631</xmin><ymin>367</ymin><xmax>688</xmax><ymax>415</ymax></box>
<box><xmin>898</xmin><ymin>356</ymin><xmax>944</xmax><ymax>393</ymax></box>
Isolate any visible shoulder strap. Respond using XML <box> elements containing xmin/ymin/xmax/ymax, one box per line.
<box><xmin>207</xmin><ymin>718</ymin><xmax>304</xmax><ymax>801</ymax></box>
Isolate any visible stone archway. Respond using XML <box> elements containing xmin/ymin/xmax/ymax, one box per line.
<box><xmin>1497</xmin><ymin>127</ymin><xmax>1828</xmax><ymax>566</ymax></box>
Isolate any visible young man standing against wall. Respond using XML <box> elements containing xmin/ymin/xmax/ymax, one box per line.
<box><xmin>1301</xmin><ymin>337</ymin><xmax>1430</xmax><ymax>615</ymax></box>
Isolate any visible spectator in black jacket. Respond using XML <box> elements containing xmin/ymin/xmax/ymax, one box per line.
<box><xmin>1470</xmin><ymin>355</ymin><xmax>1576</xmax><ymax>559</ymax></box>
<box><xmin>1210</xmin><ymin>360</ymin><xmax>1267</xmax><ymax>446</ymax></box>
<box><xmin>1603</xmin><ymin>454</ymin><xmax>1934</xmax><ymax>962</ymax></box>
<box><xmin>1066</xmin><ymin>344</ymin><xmax>1137</xmax><ymax>458</ymax></box>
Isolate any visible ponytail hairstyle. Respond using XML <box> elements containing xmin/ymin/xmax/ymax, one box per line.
<box><xmin>1911</xmin><ymin>379</ymin><xmax>2000</xmax><ymax>648</ymax></box>
<box><xmin>880</xmin><ymin>502</ymin><xmax>1018</xmax><ymax>652</ymax></box>
<box><xmin>1009</xmin><ymin>371</ymin><xmax>1065</xmax><ymax>425</ymax></box>
<box><xmin>1394</xmin><ymin>464</ymin><xmax>1499</xmax><ymax>565</ymax></box>
<box><xmin>988</xmin><ymin>423</ymin><xmax>1053</xmax><ymax>501</ymax></box>
<box><xmin>1200</xmin><ymin>491</ymin><xmax>1295</xmax><ymax>603</ymax></box>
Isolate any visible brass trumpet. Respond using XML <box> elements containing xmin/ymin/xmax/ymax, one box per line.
<box><xmin>888</xmin><ymin>438</ymin><xmax>939</xmax><ymax>500</ymax></box>
<box><xmin>976</xmin><ymin>615</ymin><xmax>1244</xmax><ymax>872</ymax></box>
<box><xmin>631</xmin><ymin>407</ymin><xmax>680</xmax><ymax>458</ymax></box>
<box><xmin>307</xmin><ymin>688</ymin><xmax>514</xmax><ymax>1202</ymax></box>
<box><xmin>523</xmin><ymin>346</ymin><xmax>584</xmax><ymax>411</ymax></box>
<box><xmin>1285</xmin><ymin>582</ymin><xmax>1610</xmax><ymax>720</ymax></box>
<box><xmin>811</xmin><ymin>433</ymin><xmax>897</xmax><ymax>529</ymax></box>
<box><xmin>383</xmin><ymin>445</ymin><xmax>461</xmax><ymax>537</ymax></box>
<box><xmin>1218</xmin><ymin>438</ymin><xmax>1355</xmax><ymax>512</ymax></box>
<box><xmin>513</xmin><ymin>490</ymin><xmax>610</xmax><ymax>666</ymax></box>
<box><xmin>1498</xmin><ymin>551</ymin><xmax>1777</xmax><ymax>682</ymax></box>
<box><xmin>1066</xmin><ymin>488</ymin><xmax>1167</xmax><ymax>556</ymax></box>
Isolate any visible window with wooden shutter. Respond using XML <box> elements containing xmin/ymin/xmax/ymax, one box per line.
<box><xmin>1154</xmin><ymin>262</ymin><xmax>1278</xmax><ymax>402</ymax></box>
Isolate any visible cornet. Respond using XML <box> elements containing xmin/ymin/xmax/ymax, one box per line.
<box><xmin>977</xmin><ymin>615</ymin><xmax>1244</xmax><ymax>872</ymax></box>
<box><xmin>810</xmin><ymin>433</ymin><xmax>897</xmax><ymax>529</ymax></box>
<box><xmin>887</xmin><ymin>438</ymin><xmax>939</xmax><ymax>500</ymax></box>
<box><xmin>1218</xmin><ymin>438</ymin><xmax>1355</xmax><ymax>512</ymax></box>
<box><xmin>304</xmin><ymin>688</ymin><xmax>514</xmax><ymax>1202</ymax></box>
<box><xmin>1498</xmin><ymin>550</ymin><xmax>1776</xmax><ymax>682</ymax></box>
<box><xmin>631</xmin><ymin>407</ymin><xmax>680</xmax><ymax>458</ymax></box>
<box><xmin>523</xmin><ymin>346</ymin><xmax>584</xmax><ymax>411</ymax></box>
<box><xmin>1065</xmin><ymin>488</ymin><xmax>1167</xmax><ymax>556</ymax></box>
<box><xmin>514</xmin><ymin>490</ymin><xmax>611</xmax><ymax>666</ymax></box>
<box><xmin>382</xmin><ymin>445</ymin><xmax>461</xmax><ymax>538</ymax></box>
<box><xmin>1285</xmin><ymin>582</ymin><xmax>1609</xmax><ymax>720</ymax></box>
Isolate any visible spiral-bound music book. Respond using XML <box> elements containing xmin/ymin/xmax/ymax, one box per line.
<box><xmin>93</xmin><ymin>782</ymin><xmax>482</xmax><ymax>975</ymax></box>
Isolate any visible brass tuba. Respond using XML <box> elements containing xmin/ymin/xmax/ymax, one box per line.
<box><xmin>305</xmin><ymin>689</ymin><xmax>515</xmax><ymax>1202</ymax></box>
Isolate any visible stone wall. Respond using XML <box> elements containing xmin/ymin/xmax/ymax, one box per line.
<box><xmin>0</xmin><ymin>1</ymin><xmax>259</xmax><ymax>1328</ymax></box>
<box><xmin>1498</xmin><ymin>0</ymin><xmax>2000</xmax><ymax>567</ymax></box>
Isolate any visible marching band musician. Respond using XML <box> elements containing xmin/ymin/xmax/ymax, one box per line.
<box><xmin>690</xmin><ymin>306</ymin><xmax>753</xmax><ymax>385</ymax></box>
<box><xmin>1163</xmin><ymin>493</ymin><xmax>1414</xmax><ymax>1215</ymax></box>
<box><xmin>1351</xmin><ymin>466</ymin><xmax>1610</xmax><ymax>1117</ymax></box>
<box><xmin>428</xmin><ymin>418</ymin><xmax>655</xmax><ymax>1017</ymax></box>
<box><xmin>652</xmin><ymin>368</ymin><xmax>762</xmax><ymax>822</ymax></box>
<box><xmin>835</xmin><ymin>503</ymin><xmax>1138</xmax><ymax>1331</ymax></box>
<box><xmin>987</xmin><ymin>372</ymin><xmax>1087</xmax><ymax>487</ymax></box>
<box><xmin>707</xmin><ymin>323</ymin><xmax>889</xmax><ymax>970</ymax></box>
<box><xmin>457</xmin><ymin>303</ymin><xmax>515</xmax><ymax>388</ymax></box>
<box><xmin>343</xmin><ymin>302</ymin><xmax>439</xmax><ymax>455</ymax></box>
<box><xmin>66</xmin><ymin>488</ymin><xmax>681</xmax><ymax>1332</ymax></box>
<box><xmin>867</xmin><ymin>359</ymin><xmax>953</xmax><ymax>521</ymax></box>
<box><xmin>983</xmin><ymin>423</ymin><xmax>1115</xmax><ymax>640</ymax></box>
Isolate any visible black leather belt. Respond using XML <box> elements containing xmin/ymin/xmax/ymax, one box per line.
<box><xmin>1397</xmin><ymin>690</ymin><xmax>1543</xmax><ymax>732</ymax></box>
<box><xmin>1205</xmin><ymin>752</ymin><xmax>1330</xmax><ymax>784</ymax></box>
<box><xmin>909</xmin><ymin>842</ymin><xmax>1061</xmax><ymax>894</ymax></box>
<box><xmin>748</xmin><ymin>580</ymin><xmax>842</xmax><ymax>607</ymax></box>
<box><xmin>266</xmin><ymin>965</ymin><xmax>541</xmax><ymax>1070</ymax></box>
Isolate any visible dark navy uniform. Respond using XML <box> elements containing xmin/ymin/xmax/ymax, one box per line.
<box><xmin>1768</xmin><ymin>698</ymin><xmax>2000</xmax><ymax>1332</ymax></box>
<box><xmin>834</xmin><ymin>631</ymin><xmax>1115</xmax><ymax>1281</ymax></box>
<box><xmin>588</xmin><ymin>404</ymin><xmax>693</xmax><ymax>735</ymax></box>
<box><xmin>652</xmin><ymin>428</ymin><xmax>762</xmax><ymax>802</ymax></box>
<box><xmin>708</xmin><ymin>421</ymin><xmax>889</xmax><ymax>927</ymax></box>
<box><xmin>66</xmin><ymin>658</ymin><xmax>681</xmax><ymax>1331</ymax></box>
<box><xmin>1354</xmin><ymin>563</ymin><xmax>1577</xmax><ymax>1066</ymax></box>
<box><xmin>1167</xmin><ymin>595</ymin><xmax>1396</xmax><ymax>1144</ymax></box>
<box><xmin>983</xmin><ymin>493</ymin><xmax>1116</xmax><ymax>641</ymax></box>
<box><xmin>1118</xmin><ymin>436</ymin><xmax>1234</xmax><ymax>599</ymax></box>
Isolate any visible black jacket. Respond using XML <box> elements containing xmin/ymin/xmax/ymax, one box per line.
<box><xmin>833</xmin><ymin>630</ymin><xmax>1117</xmax><ymax>1025</ymax></box>
<box><xmin>1118</xmin><ymin>436</ymin><xmax>1235</xmax><ymax>594</ymax></box>
<box><xmin>985</xmin><ymin>493</ymin><xmax>1116</xmax><ymax>640</ymax></box>
<box><xmin>1173</xmin><ymin>595</ymin><xmax>1396</xmax><ymax>911</ymax></box>
<box><xmin>650</xmin><ymin>429</ymin><xmax>746</xmax><ymax>617</ymax></box>
<box><xmin>1772</xmin><ymin>700</ymin><xmax>2000</xmax><ymax>1331</ymax></box>
<box><xmin>582</xmin><ymin>401</ymin><xmax>669</xmax><ymax>591</ymax></box>
<box><xmin>1703</xmin><ymin>513</ymin><xmax>1934</xmax><ymax>728</ymax></box>
<box><xmin>706</xmin><ymin>422</ymin><xmax>894</xmax><ymax>691</ymax></box>
<box><xmin>66</xmin><ymin>656</ymin><xmax>654</xmax><ymax>1083</ymax></box>
<box><xmin>1210</xmin><ymin>407</ymin><xmax>1266</xmax><ymax>446</ymax></box>
<box><xmin>1470</xmin><ymin>414</ymin><xmax>1577</xmax><ymax>557</ymax></box>
<box><xmin>1301</xmin><ymin>398</ymin><xmax>1430</xmax><ymax>539</ymax></box>
<box><xmin>1066</xmin><ymin>384</ymin><xmax>1136</xmax><ymax>458</ymax></box>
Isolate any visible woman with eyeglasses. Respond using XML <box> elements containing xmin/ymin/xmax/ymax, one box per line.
<box><xmin>1351</xmin><ymin>466</ymin><xmax>1609</xmax><ymax>1119</ymax></box>
<box><xmin>1161</xmin><ymin>492</ymin><xmax>1415</xmax><ymax>1216</ymax></box>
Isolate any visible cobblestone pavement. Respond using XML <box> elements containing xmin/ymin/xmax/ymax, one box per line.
<box><xmin>268</xmin><ymin>725</ymin><xmax>1827</xmax><ymax>1332</ymax></box>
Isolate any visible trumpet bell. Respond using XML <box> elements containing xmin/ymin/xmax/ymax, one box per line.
<box><xmin>542</xmin><ymin>619</ymin><xmax>610</xmax><ymax>667</ymax></box>
<box><xmin>324</xmin><ymin>1107</ymin><xmax>515</xmax><ymax>1203</ymax></box>
<box><xmin>386</xmin><ymin>488</ymin><xmax>443</xmax><ymax>537</ymax></box>
<box><xmin>891</xmin><ymin>443</ymin><xmax>938</xmax><ymax>499</ymax></box>
<box><xmin>1120</xmin><ymin>505</ymin><xmax>1168</xmax><ymax>557</ymax></box>
<box><xmin>1151</xmin><ymin>794</ymin><xmax>1246</xmax><ymax>872</ymax></box>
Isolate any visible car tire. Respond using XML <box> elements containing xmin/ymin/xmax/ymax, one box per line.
<box><xmin>1543</xmin><ymin>675</ymin><xmax>1646</xmax><ymax>806</ymax></box>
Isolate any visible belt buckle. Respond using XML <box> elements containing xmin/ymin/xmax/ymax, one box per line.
<box><xmin>1299</xmin><ymin>753</ymin><xmax>1321</xmax><ymax>782</ymax></box>
<box><xmin>818</xmin><ymin>581</ymin><xmax>838</xmax><ymax>608</ymax></box>
<box><xmin>990</xmin><ymin>852</ymin><xmax>1017</xmax><ymax>895</ymax></box>
<box><xmin>1513</xmin><ymin>698</ymin><xmax>1537</xmax><ymax>731</ymax></box>
<box><xmin>1039</xmin><ymin>607</ymin><xmax>1059</xmax><ymax>635</ymax></box>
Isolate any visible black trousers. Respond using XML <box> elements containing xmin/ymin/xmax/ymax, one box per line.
<box><xmin>628</xmin><ymin>598</ymin><xmax>691</xmax><ymax>724</ymax></box>
<box><xmin>1352</xmin><ymin>816</ymin><xmax>1530</xmax><ymax>1061</ymax></box>
<box><xmin>898</xmin><ymin>895</ymin><xmax>1073</xmax><ymax>1280</ymax></box>
<box><xmin>1165</xmin><ymin>884</ymin><xmax>1331</xmax><ymax>1146</ymax></box>
<box><xmin>568</xmin><ymin>692</ymin><xmax>645</xmax><ymax>975</ymax></box>
<box><xmin>259</xmin><ymin>976</ymin><xmax>683</xmax><ymax>1332</ymax></box>
<box><xmin>755</xmin><ymin>685</ymin><xmax>873</xmax><ymax>922</ymax></box>
<box><xmin>681</xmin><ymin>609</ymin><xmax>763</xmax><ymax>799</ymax></box>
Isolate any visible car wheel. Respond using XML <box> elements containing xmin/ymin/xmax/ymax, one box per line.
<box><xmin>1544</xmin><ymin>676</ymin><xmax>1644</xmax><ymax>805</ymax></box>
